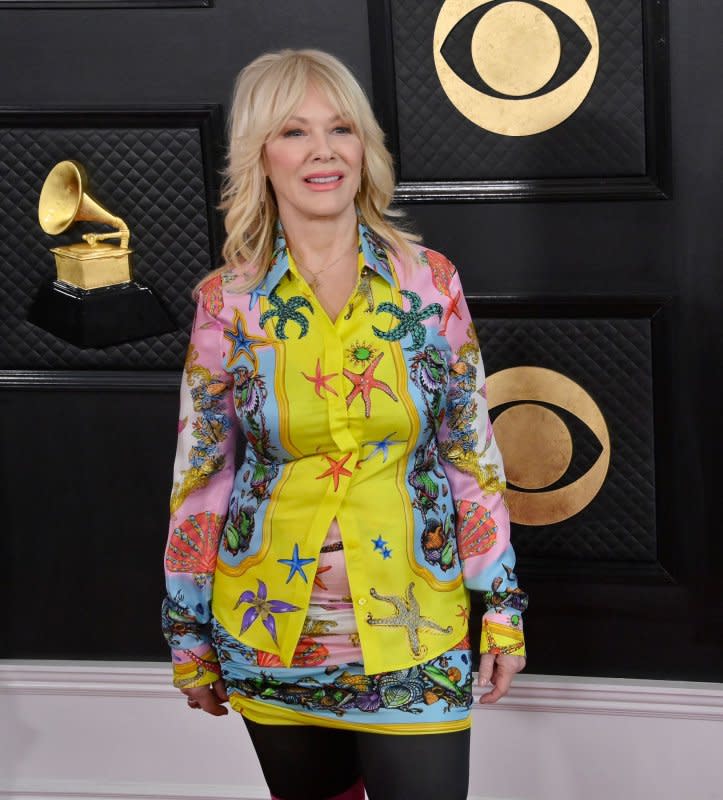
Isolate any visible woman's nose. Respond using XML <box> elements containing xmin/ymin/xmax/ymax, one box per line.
<box><xmin>309</xmin><ymin>130</ymin><xmax>334</xmax><ymax>160</ymax></box>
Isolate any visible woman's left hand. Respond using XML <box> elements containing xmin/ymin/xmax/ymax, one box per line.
<box><xmin>476</xmin><ymin>653</ymin><xmax>526</xmax><ymax>704</ymax></box>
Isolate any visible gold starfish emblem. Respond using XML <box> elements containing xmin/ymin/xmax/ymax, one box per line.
<box><xmin>365</xmin><ymin>582</ymin><xmax>452</xmax><ymax>659</ymax></box>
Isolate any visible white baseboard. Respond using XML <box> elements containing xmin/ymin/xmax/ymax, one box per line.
<box><xmin>2</xmin><ymin>661</ymin><xmax>722</xmax><ymax>800</ymax></box>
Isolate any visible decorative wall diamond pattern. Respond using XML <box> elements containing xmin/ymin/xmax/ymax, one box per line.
<box><xmin>389</xmin><ymin>0</ymin><xmax>646</xmax><ymax>180</ymax></box>
<box><xmin>474</xmin><ymin>312</ymin><xmax>656</xmax><ymax>563</ymax></box>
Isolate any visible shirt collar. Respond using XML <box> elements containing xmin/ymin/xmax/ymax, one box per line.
<box><xmin>255</xmin><ymin>217</ymin><xmax>396</xmax><ymax>297</ymax></box>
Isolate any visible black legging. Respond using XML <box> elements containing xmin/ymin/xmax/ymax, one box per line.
<box><xmin>243</xmin><ymin>717</ymin><xmax>471</xmax><ymax>800</ymax></box>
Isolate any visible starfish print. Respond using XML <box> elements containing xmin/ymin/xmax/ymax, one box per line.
<box><xmin>277</xmin><ymin>543</ymin><xmax>316</xmax><ymax>584</ymax></box>
<box><xmin>456</xmin><ymin>604</ymin><xmax>470</xmax><ymax>622</ymax></box>
<box><xmin>223</xmin><ymin>309</ymin><xmax>267</xmax><ymax>372</ymax></box>
<box><xmin>363</xmin><ymin>432</ymin><xmax>404</xmax><ymax>463</ymax></box>
<box><xmin>315</xmin><ymin>453</ymin><xmax>354</xmax><ymax>491</ymax></box>
<box><xmin>343</xmin><ymin>352</ymin><xmax>398</xmax><ymax>418</ymax></box>
<box><xmin>313</xmin><ymin>564</ymin><xmax>332</xmax><ymax>591</ymax></box>
<box><xmin>234</xmin><ymin>579</ymin><xmax>300</xmax><ymax>645</ymax></box>
<box><xmin>439</xmin><ymin>290</ymin><xmax>462</xmax><ymax>336</ymax></box>
<box><xmin>302</xmin><ymin>359</ymin><xmax>338</xmax><ymax>398</ymax></box>
<box><xmin>247</xmin><ymin>283</ymin><xmax>265</xmax><ymax>311</ymax></box>
<box><xmin>366</xmin><ymin>582</ymin><xmax>453</xmax><ymax>659</ymax></box>
<box><xmin>259</xmin><ymin>288</ymin><xmax>313</xmax><ymax>339</ymax></box>
<box><xmin>371</xmin><ymin>534</ymin><xmax>388</xmax><ymax>552</ymax></box>
<box><xmin>373</xmin><ymin>290</ymin><xmax>443</xmax><ymax>351</ymax></box>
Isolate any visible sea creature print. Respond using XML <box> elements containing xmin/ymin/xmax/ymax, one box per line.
<box><xmin>302</xmin><ymin>359</ymin><xmax>338</xmax><ymax>398</ymax></box>
<box><xmin>200</xmin><ymin>274</ymin><xmax>224</xmax><ymax>318</ymax></box>
<box><xmin>234</xmin><ymin>579</ymin><xmax>300</xmax><ymax>645</ymax></box>
<box><xmin>484</xmin><ymin>577</ymin><xmax>529</xmax><ymax>614</ymax></box>
<box><xmin>170</xmin><ymin>363</ymin><xmax>233</xmax><ymax>514</ymax></box>
<box><xmin>421</xmin><ymin>249</ymin><xmax>455</xmax><ymax>297</ymax></box>
<box><xmin>165</xmin><ymin>511</ymin><xmax>225</xmax><ymax>586</ymax></box>
<box><xmin>344</xmin><ymin>266</ymin><xmax>375</xmax><ymax>320</ymax></box>
<box><xmin>420</xmin><ymin>516</ymin><xmax>456</xmax><ymax>572</ymax></box>
<box><xmin>455</xmin><ymin>499</ymin><xmax>498</xmax><ymax>560</ymax></box>
<box><xmin>223</xmin><ymin>309</ymin><xmax>267</xmax><ymax>373</ymax></box>
<box><xmin>259</xmin><ymin>288</ymin><xmax>313</xmax><ymax>339</ymax></box>
<box><xmin>440</xmin><ymin>325</ymin><xmax>505</xmax><ymax>492</ymax></box>
<box><xmin>409</xmin><ymin>344</ymin><xmax>448</xmax><ymax>430</ymax></box>
<box><xmin>366</xmin><ymin>582</ymin><xmax>453</xmax><ymax>659</ymax></box>
<box><xmin>225</xmin><ymin>651</ymin><xmax>472</xmax><ymax>717</ymax></box>
<box><xmin>373</xmin><ymin>290</ymin><xmax>443</xmax><ymax>351</ymax></box>
<box><xmin>344</xmin><ymin>352</ymin><xmax>398</xmax><ymax>418</ymax></box>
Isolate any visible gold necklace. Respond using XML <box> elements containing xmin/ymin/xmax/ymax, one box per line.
<box><xmin>292</xmin><ymin>244</ymin><xmax>356</xmax><ymax>291</ymax></box>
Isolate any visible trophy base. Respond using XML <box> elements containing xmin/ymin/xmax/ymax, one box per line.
<box><xmin>29</xmin><ymin>280</ymin><xmax>176</xmax><ymax>348</ymax></box>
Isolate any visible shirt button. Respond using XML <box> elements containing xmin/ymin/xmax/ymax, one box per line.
<box><xmin>357</xmin><ymin>598</ymin><xmax>367</xmax><ymax>606</ymax></box>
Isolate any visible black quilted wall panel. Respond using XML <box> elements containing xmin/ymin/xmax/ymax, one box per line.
<box><xmin>472</xmin><ymin>308</ymin><xmax>657</xmax><ymax>567</ymax></box>
<box><xmin>389</xmin><ymin>0</ymin><xmax>646</xmax><ymax>181</ymax></box>
<box><xmin>0</xmin><ymin>111</ymin><xmax>221</xmax><ymax>369</ymax></box>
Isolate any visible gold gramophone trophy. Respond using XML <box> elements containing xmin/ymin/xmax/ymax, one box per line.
<box><xmin>30</xmin><ymin>160</ymin><xmax>174</xmax><ymax>347</ymax></box>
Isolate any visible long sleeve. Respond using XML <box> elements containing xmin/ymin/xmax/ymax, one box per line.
<box><xmin>161</xmin><ymin>283</ymin><xmax>239</xmax><ymax>688</ymax></box>
<box><xmin>436</xmin><ymin>265</ymin><xmax>527</xmax><ymax>658</ymax></box>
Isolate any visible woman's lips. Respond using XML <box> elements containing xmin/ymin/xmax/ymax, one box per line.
<box><xmin>303</xmin><ymin>174</ymin><xmax>344</xmax><ymax>191</ymax></box>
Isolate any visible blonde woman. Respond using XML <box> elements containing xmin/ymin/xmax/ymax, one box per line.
<box><xmin>162</xmin><ymin>49</ymin><xmax>527</xmax><ymax>800</ymax></box>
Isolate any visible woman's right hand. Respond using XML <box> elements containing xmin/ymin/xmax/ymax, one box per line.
<box><xmin>181</xmin><ymin>678</ymin><xmax>229</xmax><ymax>716</ymax></box>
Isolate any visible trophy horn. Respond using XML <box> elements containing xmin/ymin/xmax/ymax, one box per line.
<box><xmin>38</xmin><ymin>160</ymin><xmax>129</xmax><ymax>249</ymax></box>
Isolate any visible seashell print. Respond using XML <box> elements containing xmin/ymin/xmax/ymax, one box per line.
<box><xmin>424</xmin><ymin>249</ymin><xmax>455</xmax><ymax>297</ymax></box>
<box><xmin>291</xmin><ymin>637</ymin><xmax>329</xmax><ymax>667</ymax></box>
<box><xmin>335</xmin><ymin>671</ymin><xmax>374</xmax><ymax>692</ymax></box>
<box><xmin>165</xmin><ymin>512</ymin><xmax>224</xmax><ymax>575</ymax></box>
<box><xmin>455</xmin><ymin>500</ymin><xmax>497</xmax><ymax>560</ymax></box>
<box><xmin>201</xmin><ymin>274</ymin><xmax>224</xmax><ymax>318</ymax></box>
<box><xmin>256</xmin><ymin>649</ymin><xmax>283</xmax><ymax>668</ymax></box>
<box><xmin>355</xmin><ymin>691</ymin><xmax>382</xmax><ymax>712</ymax></box>
<box><xmin>380</xmin><ymin>683</ymin><xmax>413</xmax><ymax>708</ymax></box>
<box><xmin>424</xmin><ymin>689</ymin><xmax>442</xmax><ymax>704</ymax></box>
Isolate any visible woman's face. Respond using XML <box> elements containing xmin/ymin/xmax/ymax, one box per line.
<box><xmin>262</xmin><ymin>84</ymin><xmax>364</xmax><ymax>226</ymax></box>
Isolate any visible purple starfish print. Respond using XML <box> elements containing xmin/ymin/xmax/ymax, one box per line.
<box><xmin>233</xmin><ymin>579</ymin><xmax>300</xmax><ymax>645</ymax></box>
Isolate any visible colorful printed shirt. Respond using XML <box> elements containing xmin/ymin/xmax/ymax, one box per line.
<box><xmin>162</xmin><ymin>220</ymin><xmax>527</xmax><ymax>689</ymax></box>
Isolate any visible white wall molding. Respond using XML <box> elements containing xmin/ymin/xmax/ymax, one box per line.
<box><xmin>2</xmin><ymin>661</ymin><xmax>722</xmax><ymax>800</ymax></box>
<box><xmin>2</xmin><ymin>660</ymin><xmax>722</xmax><ymax>721</ymax></box>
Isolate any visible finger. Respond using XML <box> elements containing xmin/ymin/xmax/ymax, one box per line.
<box><xmin>477</xmin><ymin>653</ymin><xmax>495</xmax><ymax>685</ymax></box>
<box><xmin>197</xmin><ymin>691</ymin><xmax>228</xmax><ymax>716</ymax></box>
<box><xmin>479</xmin><ymin>668</ymin><xmax>514</xmax><ymax>705</ymax></box>
<box><xmin>212</xmin><ymin>680</ymin><xmax>229</xmax><ymax>703</ymax></box>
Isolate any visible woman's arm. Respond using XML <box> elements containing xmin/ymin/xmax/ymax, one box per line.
<box><xmin>434</xmin><ymin>257</ymin><xmax>527</xmax><ymax>696</ymax></box>
<box><xmin>161</xmin><ymin>284</ymin><xmax>239</xmax><ymax>690</ymax></box>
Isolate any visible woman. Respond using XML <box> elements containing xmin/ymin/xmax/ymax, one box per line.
<box><xmin>162</xmin><ymin>49</ymin><xmax>527</xmax><ymax>800</ymax></box>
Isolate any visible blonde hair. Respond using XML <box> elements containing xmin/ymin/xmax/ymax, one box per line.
<box><xmin>200</xmin><ymin>48</ymin><xmax>417</xmax><ymax>296</ymax></box>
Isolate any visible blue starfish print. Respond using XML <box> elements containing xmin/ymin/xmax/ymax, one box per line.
<box><xmin>371</xmin><ymin>535</ymin><xmax>388</xmax><ymax>552</ymax></box>
<box><xmin>223</xmin><ymin>309</ymin><xmax>266</xmax><ymax>372</ymax></box>
<box><xmin>363</xmin><ymin>432</ymin><xmax>405</xmax><ymax>463</ymax></box>
<box><xmin>248</xmin><ymin>283</ymin><xmax>265</xmax><ymax>311</ymax></box>
<box><xmin>277</xmin><ymin>543</ymin><xmax>316</xmax><ymax>584</ymax></box>
<box><xmin>382</xmin><ymin>547</ymin><xmax>392</xmax><ymax>559</ymax></box>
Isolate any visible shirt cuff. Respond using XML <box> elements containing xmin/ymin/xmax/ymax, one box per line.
<box><xmin>480</xmin><ymin>610</ymin><xmax>526</xmax><ymax>658</ymax></box>
<box><xmin>171</xmin><ymin>644</ymin><xmax>222</xmax><ymax>689</ymax></box>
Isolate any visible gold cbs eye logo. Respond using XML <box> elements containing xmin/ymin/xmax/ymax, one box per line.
<box><xmin>433</xmin><ymin>0</ymin><xmax>600</xmax><ymax>136</ymax></box>
<box><xmin>487</xmin><ymin>367</ymin><xmax>611</xmax><ymax>525</ymax></box>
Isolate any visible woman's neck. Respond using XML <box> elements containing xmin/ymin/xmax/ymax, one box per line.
<box><xmin>280</xmin><ymin>208</ymin><xmax>358</xmax><ymax>271</ymax></box>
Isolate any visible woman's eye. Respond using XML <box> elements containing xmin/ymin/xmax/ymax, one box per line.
<box><xmin>334</xmin><ymin>126</ymin><xmax>353</xmax><ymax>134</ymax></box>
<box><xmin>282</xmin><ymin>128</ymin><xmax>304</xmax><ymax>138</ymax></box>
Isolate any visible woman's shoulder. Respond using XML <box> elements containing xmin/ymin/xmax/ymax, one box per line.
<box><xmin>395</xmin><ymin>242</ymin><xmax>459</xmax><ymax>292</ymax></box>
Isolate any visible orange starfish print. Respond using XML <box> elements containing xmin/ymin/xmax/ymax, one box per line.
<box><xmin>439</xmin><ymin>290</ymin><xmax>462</xmax><ymax>336</ymax></box>
<box><xmin>313</xmin><ymin>564</ymin><xmax>332</xmax><ymax>590</ymax></box>
<box><xmin>302</xmin><ymin>359</ymin><xmax>338</xmax><ymax>398</ymax></box>
<box><xmin>343</xmin><ymin>352</ymin><xmax>397</xmax><ymax>418</ymax></box>
<box><xmin>316</xmin><ymin>453</ymin><xmax>354</xmax><ymax>491</ymax></box>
